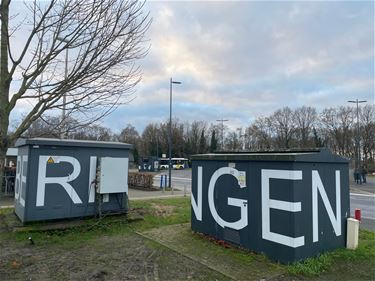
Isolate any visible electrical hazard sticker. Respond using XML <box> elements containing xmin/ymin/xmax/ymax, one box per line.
<box><xmin>238</xmin><ymin>171</ymin><xmax>246</xmax><ymax>188</ymax></box>
<box><xmin>47</xmin><ymin>157</ymin><xmax>55</xmax><ymax>164</ymax></box>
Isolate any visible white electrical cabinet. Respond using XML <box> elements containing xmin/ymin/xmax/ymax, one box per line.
<box><xmin>98</xmin><ymin>157</ymin><xmax>128</xmax><ymax>194</ymax></box>
<box><xmin>346</xmin><ymin>218</ymin><xmax>359</xmax><ymax>250</ymax></box>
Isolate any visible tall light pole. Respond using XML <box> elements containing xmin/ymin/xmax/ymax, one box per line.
<box><xmin>169</xmin><ymin>78</ymin><xmax>181</xmax><ymax>188</ymax></box>
<box><xmin>156</xmin><ymin>135</ymin><xmax>159</xmax><ymax>159</ymax></box>
<box><xmin>57</xmin><ymin>37</ymin><xmax>69</xmax><ymax>138</ymax></box>
<box><xmin>348</xmin><ymin>99</ymin><xmax>367</xmax><ymax>175</ymax></box>
<box><xmin>216</xmin><ymin>119</ymin><xmax>228</xmax><ymax>151</ymax></box>
<box><xmin>236</xmin><ymin>128</ymin><xmax>247</xmax><ymax>151</ymax></box>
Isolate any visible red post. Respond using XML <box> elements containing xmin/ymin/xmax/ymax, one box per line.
<box><xmin>355</xmin><ymin>209</ymin><xmax>361</xmax><ymax>221</ymax></box>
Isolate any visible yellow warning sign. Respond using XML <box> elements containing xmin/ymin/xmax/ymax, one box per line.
<box><xmin>47</xmin><ymin>157</ymin><xmax>54</xmax><ymax>164</ymax></box>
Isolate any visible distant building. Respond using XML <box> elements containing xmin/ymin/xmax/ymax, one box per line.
<box><xmin>6</xmin><ymin>148</ymin><xmax>18</xmax><ymax>167</ymax></box>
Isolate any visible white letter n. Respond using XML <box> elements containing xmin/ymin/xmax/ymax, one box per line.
<box><xmin>191</xmin><ymin>166</ymin><xmax>202</xmax><ymax>221</ymax></box>
<box><xmin>312</xmin><ymin>170</ymin><xmax>341</xmax><ymax>242</ymax></box>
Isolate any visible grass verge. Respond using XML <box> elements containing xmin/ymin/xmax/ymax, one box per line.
<box><xmin>287</xmin><ymin>230</ymin><xmax>375</xmax><ymax>279</ymax></box>
<box><xmin>1</xmin><ymin>197</ymin><xmax>374</xmax><ymax>280</ymax></box>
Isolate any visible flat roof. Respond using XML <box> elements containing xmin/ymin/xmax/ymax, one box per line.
<box><xmin>6</xmin><ymin>148</ymin><xmax>18</xmax><ymax>156</ymax></box>
<box><xmin>15</xmin><ymin>138</ymin><xmax>132</xmax><ymax>150</ymax></box>
<box><xmin>191</xmin><ymin>149</ymin><xmax>348</xmax><ymax>163</ymax></box>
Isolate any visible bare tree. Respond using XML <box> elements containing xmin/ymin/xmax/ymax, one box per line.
<box><xmin>23</xmin><ymin>115</ymin><xmax>61</xmax><ymax>138</ymax></box>
<box><xmin>184</xmin><ymin>120</ymin><xmax>207</xmax><ymax>155</ymax></box>
<box><xmin>140</xmin><ymin>123</ymin><xmax>160</xmax><ymax>158</ymax></box>
<box><xmin>116</xmin><ymin>124</ymin><xmax>140</xmax><ymax>162</ymax></box>
<box><xmin>246</xmin><ymin>116</ymin><xmax>273</xmax><ymax>151</ymax></box>
<box><xmin>23</xmin><ymin>114</ymin><xmax>115</xmax><ymax>141</ymax></box>
<box><xmin>270</xmin><ymin>107</ymin><xmax>296</xmax><ymax>149</ymax></box>
<box><xmin>71</xmin><ymin>123</ymin><xmax>113</xmax><ymax>141</ymax></box>
<box><xmin>117</xmin><ymin>124</ymin><xmax>140</xmax><ymax>144</ymax></box>
<box><xmin>320</xmin><ymin>106</ymin><xmax>354</xmax><ymax>157</ymax></box>
<box><xmin>294</xmin><ymin>106</ymin><xmax>317</xmax><ymax>148</ymax></box>
<box><xmin>168</xmin><ymin>119</ymin><xmax>185</xmax><ymax>158</ymax></box>
<box><xmin>225</xmin><ymin>131</ymin><xmax>240</xmax><ymax>151</ymax></box>
<box><xmin>360</xmin><ymin>104</ymin><xmax>375</xmax><ymax>166</ymax></box>
<box><xmin>0</xmin><ymin>0</ymin><xmax>150</xmax><ymax>185</ymax></box>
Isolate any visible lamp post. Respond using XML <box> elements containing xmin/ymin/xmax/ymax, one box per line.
<box><xmin>169</xmin><ymin>78</ymin><xmax>181</xmax><ymax>188</ymax></box>
<box><xmin>216</xmin><ymin>119</ymin><xmax>228</xmax><ymax>151</ymax></box>
<box><xmin>348</xmin><ymin>99</ymin><xmax>367</xmax><ymax>176</ymax></box>
<box><xmin>156</xmin><ymin>135</ymin><xmax>159</xmax><ymax>159</ymax></box>
<box><xmin>57</xmin><ymin>36</ymin><xmax>69</xmax><ymax>138</ymax></box>
<box><xmin>237</xmin><ymin>128</ymin><xmax>247</xmax><ymax>151</ymax></box>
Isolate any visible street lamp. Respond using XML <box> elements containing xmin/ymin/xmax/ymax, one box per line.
<box><xmin>236</xmin><ymin>128</ymin><xmax>247</xmax><ymax>151</ymax></box>
<box><xmin>169</xmin><ymin>78</ymin><xmax>181</xmax><ymax>188</ymax></box>
<box><xmin>56</xmin><ymin>36</ymin><xmax>69</xmax><ymax>138</ymax></box>
<box><xmin>348</xmin><ymin>99</ymin><xmax>367</xmax><ymax>177</ymax></box>
<box><xmin>216</xmin><ymin>119</ymin><xmax>228</xmax><ymax>151</ymax></box>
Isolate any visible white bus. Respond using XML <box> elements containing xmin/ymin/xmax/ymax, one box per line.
<box><xmin>172</xmin><ymin>158</ymin><xmax>189</xmax><ymax>169</ymax></box>
<box><xmin>159</xmin><ymin>158</ymin><xmax>169</xmax><ymax>170</ymax></box>
<box><xmin>159</xmin><ymin>158</ymin><xmax>189</xmax><ymax>170</ymax></box>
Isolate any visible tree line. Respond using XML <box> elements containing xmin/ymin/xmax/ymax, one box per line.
<box><xmin>20</xmin><ymin>104</ymin><xmax>375</xmax><ymax>171</ymax></box>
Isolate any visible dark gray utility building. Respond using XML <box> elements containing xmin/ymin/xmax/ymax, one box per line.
<box><xmin>191</xmin><ymin>149</ymin><xmax>349</xmax><ymax>263</ymax></box>
<box><xmin>14</xmin><ymin>138</ymin><xmax>131</xmax><ymax>223</ymax></box>
<box><xmin>138</xmin><ymin>156</ymin><xmax>159</xmax><ymax>172</ymax></box>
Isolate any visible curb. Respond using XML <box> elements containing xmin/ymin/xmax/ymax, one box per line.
<box><xmin>0</xmin><ymin>205</ymin><xmax>14</xmax><ymax>209</ymax></box>
<box><xmin>130</xmin><ymin>194</ymin><xmax>189</xmax><ymax>200</ymax></box>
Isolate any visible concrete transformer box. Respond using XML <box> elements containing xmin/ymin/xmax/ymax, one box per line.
<box><xmin>14</xmin><ymin>138</ymin><xmax>132</xmax><ymax>223</ymax></box>
<box><xmin>191</xmin><ymin>149</ymin><xmax>349</xmax><ymax>263</ymax></box>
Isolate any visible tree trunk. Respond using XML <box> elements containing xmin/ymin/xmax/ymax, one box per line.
<box><xmin>0</xmin><ymin>146</ymin><xmax>6</xmax><ymax>198</ymax></box>
<box><xmin>0</xmin><ymin>0</ymin><xmax>10</xmax><ymax>195</ymax></box>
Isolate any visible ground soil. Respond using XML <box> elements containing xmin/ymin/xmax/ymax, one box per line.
<box><xmin>142</xmin><ymin>224</ymin><xmax>375</xmax><ymax>281</ymax></box>
<box><xmin>0</xmin><ymin>231</ymin><xmax>227</xmax><ymax>281</ymax></box>
<box><xmin>150</xmin><ymin>203</ymin><xmax>176</xmax><ymax>217</ymax></box>
<box><xmin>142</xmin><ymin>224</ymin><xmax>285</xmax><ymax>281</ymax></box>
<box><xmin>1</xmin><ymin>197</ymin><xmax>374</xmax><ymax>281</ymax></box>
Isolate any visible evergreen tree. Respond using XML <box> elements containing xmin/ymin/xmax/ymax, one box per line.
<box><xmin>199</xmin><ymin>129</ymin><xmax>206</xmax><ymax>154</ymax></box>
<box><xmin>210</xmin><ymin>130</ymin><xmax>218</xmax><ymax>152</ymax></box>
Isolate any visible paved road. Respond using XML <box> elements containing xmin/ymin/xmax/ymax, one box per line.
<box><xmin>153</xmin><ymin>175</ymin><xmax>191</xmax><ymax>190</ymax></box>
<box><xmin>350</xmin><ymin>193</ymin><xmax>375</xmax><ymax>220</ymax></box>
<box><xmin>350</xmin><ymin>193</ymin><xmax>375</xmax><ymax>231</ymax></box>
<box><xmin>350</xmin><ymin>176</ymin><xmax>375</xmax><ymax>195</ymax></box>
<box><xmin>156</xmin><ymin>170</ymin><xmax>375</xmax><ymax>195</ymax></box>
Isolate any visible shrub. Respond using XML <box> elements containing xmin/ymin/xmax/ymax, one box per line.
<box><xmin>128</xmin><ymin>172</ymin><xmax>154</xmax><ymax>189</ymax></box>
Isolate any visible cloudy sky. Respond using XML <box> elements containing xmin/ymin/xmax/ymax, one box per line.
<box><xmin>9</xmin><ymin>1</ymin><xmax>375</xmax><ymax>134</ymax></box>
<box><xmin>104</xmin><ymin>0</ymin><xmax>374</xmax><ymax>133</ymax></box>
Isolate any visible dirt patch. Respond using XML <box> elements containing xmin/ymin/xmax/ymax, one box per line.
<box><xmin>150</xmin><ymin>203</ymin><xmax>176</xmax><ymax>217</ymax></box>
<box><xmin>0</xmin><ymin>214</ymin><xmax>8</xmax><ymax>233</ymax></box>
<box><xmin>0</xmin><ymin>230</ymin><xmax>227</xmax><ymax>281</ymax></box>
<box><xmin>0</xmin><ymin>210</ymin><xmax>22</xmax><ymax>233</ymax></box>
<box><xmin>142</xmin><ymin>223</ymin><xmax>285</xmax><ymax>281</ymax></box>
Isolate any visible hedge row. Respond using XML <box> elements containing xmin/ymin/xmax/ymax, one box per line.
<box><xmin>128</xmin><ymin>172</ymin><xmax>154</xmax><ymax>189</ymax></box>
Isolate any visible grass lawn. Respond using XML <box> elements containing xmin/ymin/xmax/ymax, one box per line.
<box><xmin>0</xmin><ymin>197</ymin><xmax>374</xmax><ymax>280</ymax></box>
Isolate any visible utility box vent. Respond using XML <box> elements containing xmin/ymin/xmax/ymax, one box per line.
<box><xmin>98</xmin><ymin>157</ymin><xmax>128</xmax><ymax>194</ymax></box>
